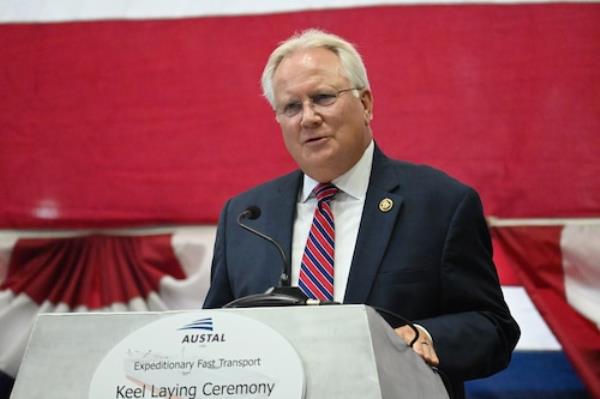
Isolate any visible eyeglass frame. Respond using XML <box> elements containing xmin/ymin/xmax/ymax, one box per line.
<box><xmin>274</xmin><ymin>87</ymin><xmax>361</xmax><ymax>119</ymax></box>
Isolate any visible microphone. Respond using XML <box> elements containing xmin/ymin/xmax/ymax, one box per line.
<box><xmin>239</xmin><ymin>205</ymin><xmax>261</xmax><ymax>220</ymax></box>
<box><xmin>236</xmin><ymin>206</ymin><xmax>291</xmax><ymax>287</ymax></box>
<box><xmin>224</xmin><ymin>206</ymin><xmax>320</xmax><ymax>308</ymax></box>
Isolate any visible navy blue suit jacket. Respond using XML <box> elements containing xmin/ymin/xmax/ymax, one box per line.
<box><xmin>204</xmin><ymin>145</ymin><xmax>520</xmax><ymax>398</ymax></box>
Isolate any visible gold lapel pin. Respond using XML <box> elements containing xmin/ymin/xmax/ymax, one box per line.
<box><xmin>378</xmin><ymin>198</ymin><xmax>393</xmax><ymax>212</ymax></box>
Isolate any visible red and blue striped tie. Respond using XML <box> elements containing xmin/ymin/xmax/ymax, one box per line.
<box><xmin>299</xmin><ymin>183</ymin><xmax>338</xmax><ymax>301</ymax></box>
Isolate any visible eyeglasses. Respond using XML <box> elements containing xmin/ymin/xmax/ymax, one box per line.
<box><xmin>276</xmin><ymin>88</ymin><xmax>359</xmax><ymax>118</ymax></box>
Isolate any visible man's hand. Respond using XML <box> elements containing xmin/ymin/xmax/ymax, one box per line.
<box><xmin>394</xmin><ymin>325</ymin><xmax>440</xmax><ymax>367</ymax></box>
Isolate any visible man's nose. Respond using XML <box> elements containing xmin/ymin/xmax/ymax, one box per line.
<box><xmin>300</xmin><ymin>101</ymin><xmax>322</xmax><ymax>127</ymax></box>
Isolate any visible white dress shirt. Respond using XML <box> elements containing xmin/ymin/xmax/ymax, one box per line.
<box><xmin>291</xmin><ymin>140</ymin><xmax>374</xmax><ymax>303</ymax></box>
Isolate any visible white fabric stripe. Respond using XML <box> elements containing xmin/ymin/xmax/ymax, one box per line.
<box><xmin>561</xmin><ymin>225</ymin><xmax>600</xmax><ymax>328</ymax></box>
<box><xmin>502</xmin><ymin>286</ymin><xmax>561</xmax><ymax>351</ymax></box>
<box><xmin>487</xmin><ymin>217</ymin><xmax>600</xmax><ymax>227</ymax></box>
<box><xmin>164</xmin><ymin>228</ymin><xmax>215</xmax><ymax>309</ymax></box>
<box><xmin>1</xmin><ymin>0</ymin><xmax>598</xmax><ymax>23</ymax></box>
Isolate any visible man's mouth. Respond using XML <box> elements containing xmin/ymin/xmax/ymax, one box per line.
<box><xmin>304</xmin><ymin>136</ymin><xmax>329</xmax><ymax>145</ymax></box>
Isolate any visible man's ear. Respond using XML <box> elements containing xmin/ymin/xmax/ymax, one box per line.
<box><xmin>360</xmin><ymin>89</ymin><xmax>374</xmax><ymax>122</ymax></box>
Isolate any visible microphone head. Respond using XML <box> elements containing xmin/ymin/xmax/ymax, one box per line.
<box><xmin>245</xmin><ymin>206</ymin><xmax>261</xmax><ymax>220</ymax></box>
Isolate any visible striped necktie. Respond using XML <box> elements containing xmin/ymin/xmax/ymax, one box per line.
<box><xmin>299</xmin><ymin>183</ymin><xmax>338</xmax><ymax>301</ymax></box>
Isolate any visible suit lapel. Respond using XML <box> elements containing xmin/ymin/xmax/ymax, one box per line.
<box><xmin>344</xmin><ymin>146</ymin><xmax>404</xmax><ymax>303</ymax></box>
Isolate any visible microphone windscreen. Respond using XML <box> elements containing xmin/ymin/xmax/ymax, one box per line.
<box><xmin>246</xmin><ymin>206</ymin><xmax>261</xmax><ymax>220</ymax></box>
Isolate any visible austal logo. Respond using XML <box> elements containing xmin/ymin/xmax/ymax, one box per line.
<box><xmin>179</xmin><ymin>317</ymin><xmax>226</xmax><ymax>344</ymax></box>
<box><xmin>179</xmin><ymin>317</ymin><xmax>214</xmax><ymax>331</ymax></box>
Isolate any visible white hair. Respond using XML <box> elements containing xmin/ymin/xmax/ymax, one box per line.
<box><xmin>261</xmin><ymin>29</ymin><xmax>371</xmax><ymax>108</ymax></box>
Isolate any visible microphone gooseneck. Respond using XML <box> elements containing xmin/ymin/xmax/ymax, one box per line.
<box><xmin>237</xmin><ymin>206</ymin><xmax>290</xmax><ymax>287</ymax></box>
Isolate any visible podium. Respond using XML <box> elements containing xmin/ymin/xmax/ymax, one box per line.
<box><xmin>11</xmin><ymin>305</ymin><xmax>448</xmax><ymax>399</ymax></box>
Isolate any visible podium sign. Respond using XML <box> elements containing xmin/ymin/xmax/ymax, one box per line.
<box><xmin>12</xmin><ymin>305</ymin><xmax>449</xmax><ymax>399</ymax></box>
<box><xmin>89</xmin><ymin>311</ymin><xmax>305</xmax><ymax>399</ymax></box>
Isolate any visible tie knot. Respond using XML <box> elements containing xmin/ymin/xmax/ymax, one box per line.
<box><xmin>315</xmin><ymin>183</ymin><xmax>338</xmax><ymax>203</ymax></box>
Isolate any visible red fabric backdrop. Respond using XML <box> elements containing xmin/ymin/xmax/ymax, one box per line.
<box><xmin>1</xmin><ymin>4</ymin><xmax>599</xmax><ymax>228</ymax></box>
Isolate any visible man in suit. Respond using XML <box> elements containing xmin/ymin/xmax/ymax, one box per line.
<box><xmin>203</xmin><ymin>29</ymin><xmax>520</xmax><ymax>398</ymax></box>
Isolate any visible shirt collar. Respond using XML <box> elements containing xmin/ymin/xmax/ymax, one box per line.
<box><xmin>301</xmin><ymin>140</ymin><xmax>374</xmax><ymax>202</ymax></box>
